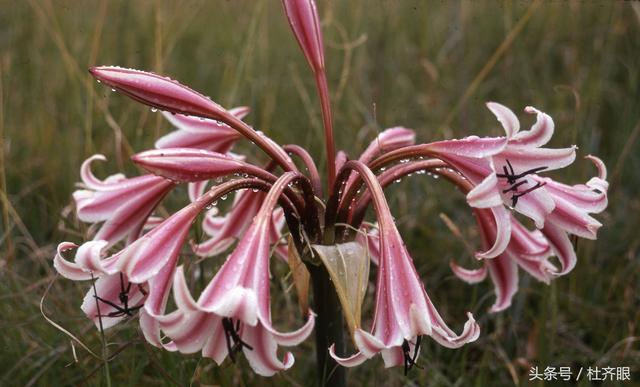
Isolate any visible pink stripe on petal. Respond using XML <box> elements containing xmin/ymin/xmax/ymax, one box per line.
<box><xmin>154</xmin><ymin>129</ymin><xmax>237</xmax><ymax>152</ymax></box>
<box><xmin>79</xmin><ymin>155</ymin><xmax>125</xmax><ymax>190</ymax></box>
<box><xmin>358</xmin><ymin>127</ymin><xmax>416</xmax><ymax>165</ymax></box>
<box><xmin>486</xmin><ymin>102</ymin><xmax>520</xmax><ymax>138</ymax></box>
<box><xmin>242</xmin><ymin>323</ymin><xmax>295</xmax><ymax>377</ymax></box>
<box><xmin>467</xmin><ymin>173</ymin><xmax>503</xmax><ymax>208</ymax></box>
<box><xmin>541</xmin><ymin>222</ymin><xmax>577</xmax><ymax>275</ymax></box>
<box><xmin>132</xmin><ymin>148</ymin><xmax>246</xmax><ymax>182</ymax></box>
<box><xmin>546</xmin><ymin>197</ymin><xmax>602</xmax><ymax>239</ymax></box>
<box><xmin>161</xmin><ymin>310</ymin><xmax>217</xmax><ymax>354</ymax></box>
<box><xmin>54</xmin><ymin>242</ymin><xmax>92</xmax><ymax>280</ymax></box>
<box><xmin>160</xmin><ymin>111</ymin><xmax>241</xmax><ymax>134</ymax></box>
<box><xmin>496</xmin><ymin>146</ymin><xmax>576</xmax><ymax>173</ymax></box>
<box><xmin>282</xmin><ymin>0</ymin><xmax>325</xmax><ymax>74</ymax></box>
<box><xmin>354</xmin><ymin>329</ymin><xmax>386</xmax><ymax>358</ymax></box>
<box><xmin>89</xmin><ymin>66</ymin><xmax>228</xmax><ymax>121</ymax></box>
<box><xmin>510</xmin><ymin>106</ymin><xmax>554</xmax><ymax>148</ymax></box>
<box><xmin>172</xmin><ymin>266</ymin><xmax>199</xmax><ymax>311</ymax></box>
<box><xmin>487</xmin><ymin>255</ymin><xmax>518</xmax><ymax>313</ymax></box>
<box><xmin>262</xmin><ymin>312</ymin><xmax>315</xmax><ymax>346</ymax></box>
<box><xmin>429</xmin><ymin>312</ymin><xmax>480</xmax><ymax>348</ymax></box>
<box><xmin>450</xmin><ymin>261</ymin><xmax>488</xmax><ymax>284</ymax></box>
<box><xmin>328</xmin><ymin>344</ymin><xmax>368</xmax><ymax>367</ymax></box>
<box><xmin>510</xmin><ymin>185</ymin><xmax>555</xmax><ymax>229</ymax></box>
<box><xmin>202</xmin><ymin>323</ymin><xmax>229</xmax><ymax>365</ymax></box>
<box><xmin>75</xmin><ymin>240</ymin><xmax>109</xmax><ymax>274</ymax></box>
<box><xmin>425</xmin><ymin>136</ymin><xmax>508</xmax><ymax>159</ymax></box>
<box><xmin>474</xmin><ymin>207</ymin><xmax>512</xmax><ymax>259</ymax></box>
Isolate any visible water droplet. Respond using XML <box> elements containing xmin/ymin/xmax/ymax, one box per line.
<box><xmin>111</xmin><ymin>88</ymin><xmax>116</xmax><ymax>92</ymax></box>
<box><xmin>151</xmin><ymin>107</ymin><xmax>158</xmax><ymax>113</ymax></box>
<box><xmin>221</xmin><ymin>194</ymin><xmax>228</xmax><ymax>200</ymax></box>
<box><xmin>394</xmin><ymin>178</ymin><xmax>402</xmax><ymax>183</ymax></box>
<box><xmin>252</xmin><ymin>188</ymin><xmax>259</xmax><ymax>193</ymax></box>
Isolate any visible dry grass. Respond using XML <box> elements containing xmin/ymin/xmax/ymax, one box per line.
<box><xmin>1</xmin><ymin>1</ymin><xmax>639</xmax><ymax>386</ymax></box>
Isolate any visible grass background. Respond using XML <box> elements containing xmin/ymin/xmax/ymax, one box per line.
<box><xmin>1</xmin><ymin>0</ymin><xmax>639</xmax><ymax>386</ymax></box>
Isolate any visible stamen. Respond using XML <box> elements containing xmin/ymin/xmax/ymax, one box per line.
<box><xmin>222</xmin><ymin>317</ymin><xmax>254</xmax><ymax>363</ymax></box>
<box><xmin>496</xmin><ymin>160</ymin><xmax>548</xmax><ymax>208</ymax></box>
<box><xmin>401</xmin><ymin>336</ymin><xmax>423</xmax><ymax>376</ymax></box>
<box><xmin>502</xmin><ymin>180</ymin><xmax>527</xmax><ymax>193</ymax></box>
<box><xmin>93</xmin><ymin>272</ymin><xmax>145</xmax><ymax>318</ymax></box>
<box><xmin>510</xmin><ymin>182</ymin><xmax>546</xmax><ymax>207</ymax></box>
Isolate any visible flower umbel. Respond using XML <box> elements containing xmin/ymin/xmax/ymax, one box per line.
<box><xmin>51</xmin><ymin>0</ymin><xmax>608</xmax><ymax>382</ymax></box>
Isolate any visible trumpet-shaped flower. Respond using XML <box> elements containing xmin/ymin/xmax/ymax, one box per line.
<box><xmin>329</xmin><ymin>162</ymin><xmax>479</xmax><ymax>372</ymax></box>
<box><xmin>54</xmin><ymin>180</ymin><xmax>251</xmax><ymax>344</ymax></box>
<box><xmin>156</xmin><ymin>173</ymin><xmax>315</xmax><ymax>376</ymax></box>
<box><xmin>450</xmin><ymin>210</ymin><xmax>556</xmax><ymax>312</ymax></box>
<box><xmin>72</xmin><ymin>154</ymin><xmax>174</xmax><ymax>246</ymax></box>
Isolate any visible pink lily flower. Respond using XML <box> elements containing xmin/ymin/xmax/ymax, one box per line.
<box><xmin>55</xmin><ymin>179</ymin><xmax>265</xmax><ymax>344</ymax></box>
<box><xmin>47</xmin><ymin>1</ymin><xmax>607</xmax><ymax>381</ymax></box>
<box><xmin>73</xmin><ymin>154</ymin><xmax>174</xmax><ymax>246</ymax></box>
<box><xmin>450</xmin><ymin>211</ymin><xmax>556</xmax><ymax>312</ymax></box>
<box><xmin>155</xmin><ymin>106</ymin><xmax>249</xmax><ymax>152</ymax></box>
<box><xmin>329</xmin><ymin>162</ymin><xmax>479</xmax><ymax>373</ymax></box>
<box><xmin>157</xmin><ymin>173</ymin><xmax>315</xmax><ymax>376</ymax></box>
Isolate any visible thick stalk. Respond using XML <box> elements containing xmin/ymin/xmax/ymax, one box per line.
<box><xmin>309</xmin><ymin>263</ymin><xmax>346</xmax><ymax>387</ymax></box>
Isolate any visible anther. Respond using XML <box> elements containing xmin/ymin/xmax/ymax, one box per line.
<box><xmin>94</xmin><ymin>272</ymin><xmax>146</xmax><ymax>318</ymax></box>
<box><xmin>401</xmin><ymin>336</ymin><xmax>423</xmax><ymax>376</ymax></box>
<box><xmin>222</xmin><ymin>317</ymin><xmax>253</xmax><ymax>363</ymax></box>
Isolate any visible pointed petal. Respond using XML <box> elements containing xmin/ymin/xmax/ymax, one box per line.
<box><xmin>53</xmin><ymin>242</ymin><xmax>92</xmax><ymax>280</ymax></box>
<box><xmin>202</xmin><ymin>322</ymin><xmax>229</xmax><ymax>365</ymax></box>
<box><xmin>198</xmin><ymin>287</ymin><xmax>259</xmax><ymax>326</ymax></box>
<box><xmin>359</xmin><ymin>127</ymin><xmax>416</xmax><ymax>164</ymax></box>
<box><xmin>546</xmin><ymin>196</ymin><xmax>602</xmax><ymax>239</ymax></box>
<box><xmin>475</xmin><ymin>206</ymin><xmax>512</xmax><ymax>259</ymax></box>
<box><xmin>509</xmin><ymin>182</ymin><xmax>555</xmax><ymax>229</ymax></box>
<box><xmin>541</xmin><ymin>222</ymin><xmax>577</xmax><ymax>276</ymax></box>
<box><xmin>495</xmin><ymin>145</ymin><xmax>576</xmax><ymax>173</ymax></box>
<box><xmin>79</xmin><ymin>155</ymin><xmax>125</xmax><ymax>190</ymax></box>
<box><xmin>354</xmin><ymin>329</ymin><xmax>386</xmax><ymax>358</ymax></box>
<box><xmin>486</xmin><ymin>255</ymin><xmax>519</xmax><ymax>313</ymax></box>
<box><xmin>430</xmin><ymin>312</ymin><xmax>480</xmax><ymax>348</ymax></box>
<box><xmin>261</xmin><ymin>311</ymin><xmax>316</xmax><ymax>346</ymax></box>
<box><xmin>380</xmin><ymin>346</ymin><xmax>405</xmax><ymax>368</ymax></box>
<box><xmin>328</xmin><ymin>344</ymin><xmax>368</xmax><ymax>367</ymax></box>
<box><xmin>242</xmin><ymin>323</ymin><xmax>295</xmax><ymax>377</ymax></box>
<box><xmin>467</xmin><ymin>173</ymin><xmax>503</xmax><ymax>208</ymax></box>
<box><xmin>450</xmin><ymin>261</ymin><xmax>487</xmax><ymax>284</ymax></box>
<box><xmin>509</xmin><ymin>106</ymin><xmax>554</xmax><ymax>148</ymax></box>
<box><xmin>486</xmin><ymin>102</ymin><xmax>520</xmax><ymax>138</ymax></box>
